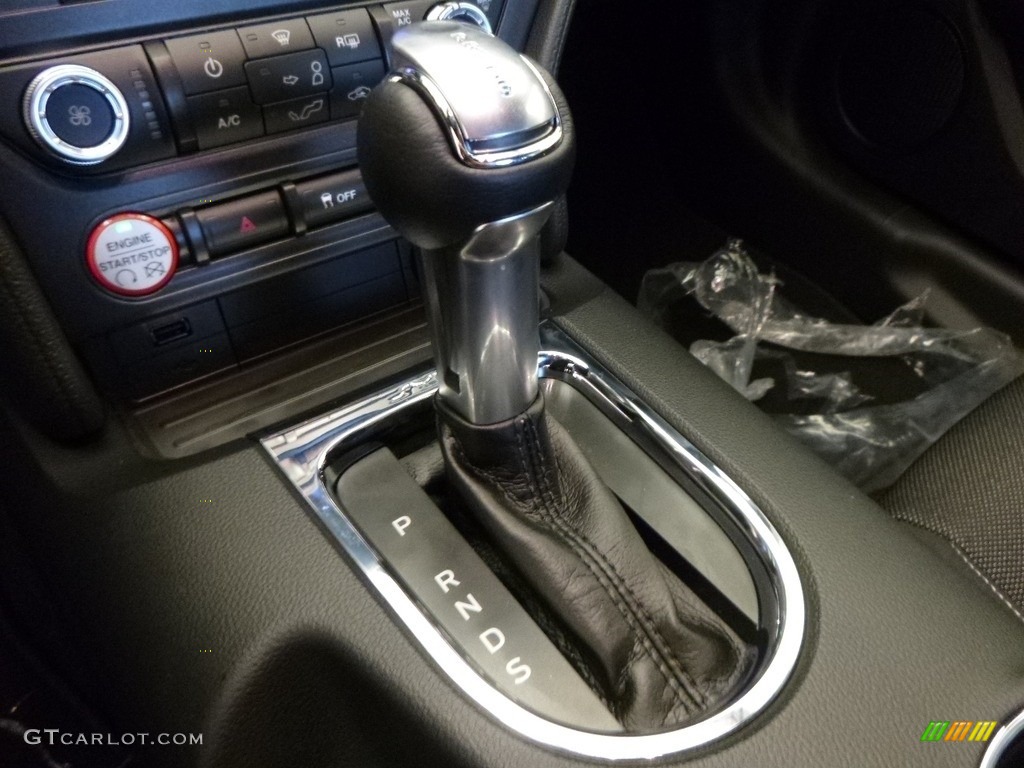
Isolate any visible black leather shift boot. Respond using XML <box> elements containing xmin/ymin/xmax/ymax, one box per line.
<box><xmin>437</xmin><ymin>395</ymin><xmax>754</xmax><ymax>730</ymax></box>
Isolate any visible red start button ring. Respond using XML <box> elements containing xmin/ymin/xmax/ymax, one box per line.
<box><xmin>86</xmin><ymin>212</ymin><xmax>178</xmax><ymax>296</ymax></box>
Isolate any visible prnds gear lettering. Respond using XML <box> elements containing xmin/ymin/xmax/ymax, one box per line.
<box><xmin>433</xmin><ymin>567</ymin><xmax>532</xmax><ymax>685</ymax></box>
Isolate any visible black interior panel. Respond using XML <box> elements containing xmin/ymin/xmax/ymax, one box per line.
<box><xmin>561</xmin><ymin>0</ymin><xmax>1024</xmax><ymax>341</ymax></box>
<box><xmin>2</xmin><ymin>264</ymin><xmax>1022</xmax><ymax>766</ymax></box>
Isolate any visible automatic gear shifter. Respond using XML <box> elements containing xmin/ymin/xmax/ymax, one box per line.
<box><xmin>358</xmin><ymin>22</ymin><xmax>570</xmax><ymax>424</ymax></box>
<box><xmin>357</xmin><ymin>22</ymin><xmax>751</xmax><ymax>730</ymax></box>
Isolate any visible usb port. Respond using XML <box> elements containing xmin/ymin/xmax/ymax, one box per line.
<box><xmin>150</xmin><ymin>318</ymin><xmax>192</xmax><ymax>346</ymax></box>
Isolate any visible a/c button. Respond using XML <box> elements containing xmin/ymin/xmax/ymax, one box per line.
<box><xmin>187</xmin><ymin>86</ymin><xmax>264</xmax><ymax>150</ymax></box>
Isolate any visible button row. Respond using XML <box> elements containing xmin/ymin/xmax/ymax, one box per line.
<box><xmin>183</xmin><ymin>58</ymin><xmax>385</xmax><ymax>150</ymax></box>
<box><xmin>86</xmin><ymin>169</ymin><xmax>373</xmax><ymax>297</ymax></box>
<box><xmin>165</xmin><ymin>9</ymin><xmax>383</xmax><ymax>98</ymax></box>
<box><xmin>0</xmin><ymin>2</ymin><xmax>506</xmax><ymax>173</ymax></box>
<box><xmin>181</xmin><ymin>168</ymin><xmax>373</xmax><ymax>261</ymax></box>
<box><xmin>166</xmin><ymin>8</ymin><xmax>392</xmax><ymax>151</ymax></box>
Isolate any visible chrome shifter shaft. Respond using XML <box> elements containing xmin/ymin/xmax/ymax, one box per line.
<box><xmin>419</xmin><ymin>201</ymin><xmax>552</xmax><ymax>425</ymax></box>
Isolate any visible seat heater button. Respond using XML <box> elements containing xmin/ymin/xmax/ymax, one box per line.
<box><xmin>87</xmin><ymin>213</ymin><xmax>178</xmax><ymax>297</ymax></box>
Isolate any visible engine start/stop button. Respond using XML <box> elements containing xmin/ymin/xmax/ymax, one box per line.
<box><xmin>86</xmin><ymin>213</ymin><xmax>178</xmax><ymax>296</ymax></box>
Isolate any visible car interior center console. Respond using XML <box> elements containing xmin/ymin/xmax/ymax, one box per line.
<box><xmin>260</xmin><ymin>25</ymin><xmax>806</xmax><ymax>752</ymax></box>
<box><xmin>2</xmin><ymin>2</ymin><xmax>1024</xmax><ymax>768</ymax></box>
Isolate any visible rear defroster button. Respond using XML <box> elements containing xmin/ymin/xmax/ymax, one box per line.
<box><xmin>87</xmin><ymin>213</ymin><xmax>178</xmax><ymax>296</ymax></box>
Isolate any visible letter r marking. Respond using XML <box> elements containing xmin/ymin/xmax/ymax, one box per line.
<box><xmin>434</xmin><ymin>569</ymin><xmax>460</xmax><ymax>593</ymax></box>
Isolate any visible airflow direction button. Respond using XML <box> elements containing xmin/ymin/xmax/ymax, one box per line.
<box><xmin>244</xmin><ymin>49</ymin><xmax>331</xmax><ymax>104</ymax></box>
<box><xmin>263</xmin><ymin>94</ymin><xmax>329</xmax><ymax>134</ymax></box>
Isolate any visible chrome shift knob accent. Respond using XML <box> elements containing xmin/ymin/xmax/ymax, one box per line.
<box><xmin>389</xmin><ymin>22</ymin><xmax>562</xmax><ymax>168</ymax></box>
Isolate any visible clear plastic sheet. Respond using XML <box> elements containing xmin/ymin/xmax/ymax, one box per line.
<box><xmin>638</xmin><ymin>240</ymin><xmax>1024</xmax><ymax>492</ymax></box>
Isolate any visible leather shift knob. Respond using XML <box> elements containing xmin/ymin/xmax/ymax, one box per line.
<box><xmin>356</xmin><ymin>22</ymin><xmax>575</xmax><ymax>251</ymax></box>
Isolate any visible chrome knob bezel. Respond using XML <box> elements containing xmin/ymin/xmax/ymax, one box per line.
<box><xmin>425</xmin><ymin>2</ymin><xmax>493</xmax><ymax>35</ymax></box>
<box><xmin>22</xmin><ymin>64</ymin><xmax>130</xmax><ymax>166</ymax></box>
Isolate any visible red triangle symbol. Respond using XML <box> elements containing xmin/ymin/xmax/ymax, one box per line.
<box><xmin>239</xmin><ymin>216</ymin><xmax>257</xmax><ymax>233</ymax></box>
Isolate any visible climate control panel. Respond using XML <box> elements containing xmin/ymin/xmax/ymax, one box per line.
<box><xmin>0</xmin><ymin>0</ymin><xmax>503</xmax><ymax>173</ymax></box>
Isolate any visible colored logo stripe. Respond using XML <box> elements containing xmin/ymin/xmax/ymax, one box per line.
<box><xmin>944</xmin><ymin>721</ymin><xmax>972</xmax><ymax>741</ymax></box>
<box><xmin>969</xmin><ymin>722</ymin><xmax>998</xmax><ymax>742</ymax></box>
<box><xmin>920</xmin><ymin>720</ymin><xmax>997</xmax><ymax>742</ymax></box>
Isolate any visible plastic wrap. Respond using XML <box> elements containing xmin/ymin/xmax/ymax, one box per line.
<box><xmin>638</xmin><ymin>240</ymin><xmax>1024</xmax><ymax>492</ymax></box>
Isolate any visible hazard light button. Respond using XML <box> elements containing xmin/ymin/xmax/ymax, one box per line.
<box><xmin>195</xmin><ymin>190</ymin><xmax>289</xmax><ymax>256</ymax></box>
<box><xmin>87</xmin><ymin>213</ymin><xmax>178</xmax><ymax>296</ymax></box>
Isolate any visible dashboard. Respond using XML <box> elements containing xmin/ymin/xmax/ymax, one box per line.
<box><xmin>0</xmin><ymin>0</ymin><xmax>541</xmax><ymax>454</ymax></box>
